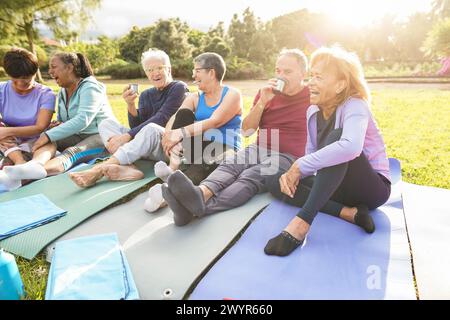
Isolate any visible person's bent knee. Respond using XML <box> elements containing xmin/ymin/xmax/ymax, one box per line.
<box><xmin>176</xmin><ymin>108</ymin><xmax>195</xmax><ymax>117</ymax></box>
<box><xmin>98</xmin><ymin>118</ymin><xmax>118</xmax><ymax>131</ymax></box>
<box><xmin>172</xmin><ymin>109</ymin><xmax>195</xmax><ymax>129</ymax></box>
<box><xmin>138</xmin><ymin>123</ymin><xmax>160</xmax><ymax>138</ymax></box>
<box><xmin>265</xmin><ymin>170</ymin><xmax>285</xmax><ymax>197</ymax></box>
<box><xmin>99</xmin><ymin>119</ymin><xmax>122</xmax><ymax>144</ymax></box>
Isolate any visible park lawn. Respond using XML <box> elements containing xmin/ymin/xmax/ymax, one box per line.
<box><xmin>15</xmin><ymin>86</ymin><xmax>450</xmax><ymax>299</ymax></box>
<box><xmin>370</xmin><ymin>89</ymin><xmax>449</xmax><ymax>189</ymax></box>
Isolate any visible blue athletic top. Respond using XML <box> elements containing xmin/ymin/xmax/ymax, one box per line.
<box><xmin>195</xmin><ymin>86</ymin><xmax>241</xmax><ymax>150</ymax></box>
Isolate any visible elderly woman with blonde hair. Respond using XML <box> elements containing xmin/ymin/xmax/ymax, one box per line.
<box><xmin>265</xmin><ymin>46</ymin><xmax>392</xmax><ymax>257</ymax></box>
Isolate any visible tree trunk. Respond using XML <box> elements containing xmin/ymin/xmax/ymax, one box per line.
<box><xmin>24</xmin><ymin>17</ymin><xmax>43</xmax><ymax>83</ymax></box>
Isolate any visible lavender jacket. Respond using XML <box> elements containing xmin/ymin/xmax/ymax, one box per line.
<box><xmin>296</xmin><ymin>97</ymin><xmax>391</xmax><ymax>181</ymax></box>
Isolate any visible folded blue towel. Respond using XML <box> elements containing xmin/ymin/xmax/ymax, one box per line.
<box><xmin>0</xmin><ymin>194</ymin><xmax>66</xmax><ymax>240</ymax></box>
<box><xmin>45</xmin><ymin>233</ymin><xmax>139</xmax><ymax>300</ymax></box>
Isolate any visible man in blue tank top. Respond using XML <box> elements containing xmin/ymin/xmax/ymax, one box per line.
<box><xmin>69</xmin><ymin>53</ymin><xmax>242</xmax><ymax>214</ymax></box>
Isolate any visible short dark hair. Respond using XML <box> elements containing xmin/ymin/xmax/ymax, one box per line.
<box><xmin>53</xmin><ymin>52</ymin><xmax>94</xmax><ymax>78</ymax></box>
<box><xmin>194</xmin><ymin>52</ymin><xmax>226</xmax><ymax>82</ymax></box>
<box><xmin>3</xmin><ymin>47</ymin><xmax>39</xmax><ymax>78</ymax></box>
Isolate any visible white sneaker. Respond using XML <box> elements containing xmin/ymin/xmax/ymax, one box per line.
<box><xmin>144</xmin><ymin>183</ymin><xmax>167</xmax><ymax>213</ymax></box>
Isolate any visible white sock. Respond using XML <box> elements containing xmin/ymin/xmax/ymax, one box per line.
<box><xmin>4</xmin><ymin>161</ymin><xmax>47</xmax><ymax>180</ymax></box>
<box><xmin>0</xmin><ymin>170</ymin><xmax>22</xmax><ymax>191</ymax></box>
<box><xmin>154</xmin><ymin>161</ymin><xmax>174</xmax><ymax>182</ymax></box>
<box><xmin>144</xmin><ymin>183</ymin><xmax>167</xmax><ymax>213</ymax></box>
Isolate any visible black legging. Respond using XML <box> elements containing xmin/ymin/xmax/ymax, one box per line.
<box><xmin>171</xmin><ymin>109</ymin><xmax>231</xmax><ymax>185</ymax></box>
<box><xmin>266</xmin><ymin>128</ymin><xmax>391</xmax><ymax>225</ymax></box>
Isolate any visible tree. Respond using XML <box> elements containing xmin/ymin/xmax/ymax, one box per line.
<box><xmin>53</xmin><ymin>29</ymin><xmax>80</xmax><ymax>46</ymax></box>
<box><xmin>431</xmin><ymin>0</ymin><xmax>450</xmax><ymax>20</ymax></box>
<box><xmin>422</xmin><ymin>18</ymin><xmax>450</xmax><ymax>58</ymax></box>
<box><xmin>227</xmin><ymin>7</ymin><xmax>278</xmax><ymax>65</ymax></box>
<box><xmin>64</xmin><ymin>35</ymin><xmax>119</xmax><ymax>71</ymax></box>
<box><xmin>248</xmin><ymin>22</ymin><xmax>276</xmax><ymax>66</ymax></box>
<box><xmin>204</xmin><ymin>36</ymin><xmax>231</xmax><ymax>58</ymax></box>
<box><xmin>271</xmin><ymin>9</ymin><xmax>315</xmax><ymax>50</ymax></box>
<box><xmin>0</xmin><ymin>0</ymin><xmax>101</xmax><ymax>81</ymax></box>
<box><xmin>362</xmin><ymin>14</ymin><xmax>400</xmax><ymax>61</ymax></box>
<box><xmin>118</xmin><ymin>26</ymin><xmax>154</xmax><ymax>63</ymax></box>
<box><xmin>151</xmin><ymin>19</ymin><xmax>192</xmax><ymax>61</ymax></box>
<box><xmin>187</xmin><ymin>29</ymin><xmax>207</xmax><ymax>57</ymax></box>
<box><xmin>228</xmin><ymin>8</ymin><xmax>258</xmax><ymax>59</ymax></box>
<box><xmin>208</xmin><ymin>22</ymin><xmax>226</xmax><ymax>39</ymax></box>
<box><xmin>394</xmin><ymin>13</ymin><xmax>433</xmax><ymax>61</ymax></box>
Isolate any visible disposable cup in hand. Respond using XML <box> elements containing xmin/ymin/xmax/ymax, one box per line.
<box><xmin>273</xmin><ymin>78</ymin><xmax>286</xmax><ymax>95</ymax></box>
<box><xmin>130</xmin><ymin>84</ymin><xmax>139</xmax><ymax>94</ymax></box>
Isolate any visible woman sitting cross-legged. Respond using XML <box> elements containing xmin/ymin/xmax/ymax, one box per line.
<box><xmin>0</xmin><ymin>47</ymin><xmax>55</xmax><ymax>190</ymax></box>
<box><xmin>264</xmin><ymin>46</ymin><xmax>392</xmax><ymax>257</ymax></box>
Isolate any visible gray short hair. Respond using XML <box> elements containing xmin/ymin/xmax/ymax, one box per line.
<box><xmin>278</xmin><ymin>48</ymin><xmax>308</xmax><ymax>74</ymax></box>
<box><xmin>141</xmin><ymin>49</ymin><xmax>171</xmax><ymax>69</ymax></box>
<box><xmin>194</xmin><ymin>52</ymin><xmax>226</xmax><ymax>82</ymax></box>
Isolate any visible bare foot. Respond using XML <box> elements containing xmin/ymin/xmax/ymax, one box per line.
<box><xmin>102</xmin><ymin>164</ymin><xmax>144</xmax><ymax>181</ymax></box>
<box><xmin>339</xmin><ymin>206</ymin><xmax>358</xmax><ymax>224</ymax></box>
<box><xmin>69</xmin><ymin>168</ymin><xmax>104</xmax><ymax>188</ymax></box>
<box><xmin>284</xmin><ymin>216</ymin><xmax>310</xmax><ymax>241</ymax></box>
<box><xmin>199</xmin><ymin>185</ymin><xmax>214</xmax><ymax>202</ymax></box>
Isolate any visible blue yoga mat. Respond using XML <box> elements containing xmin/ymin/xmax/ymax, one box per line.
<box><xmin>190</xmin><ymin>158</ymin><xmax>416</xmax><ymax>300</ymax></box>
<box><xmin>45</xmin><ymin>233</ymin><xmax>139</xmax><ymax>300</ymax></box>
<box><xmin>0</xmin><ymin>194</ymin><xmax>66</xmax><ymax>240</ymax></box>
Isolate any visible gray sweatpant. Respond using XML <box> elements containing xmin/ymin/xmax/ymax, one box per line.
<box><xmin>98</xmin><ymin>119</ymin><xmax>166</xmax><ymax>165</ymax></box>
<box><xmin>98</xmin><ymin>118</ymin><xmax>129</xmax><ymax>145</ymax></box>
<box><xmin>200</xmin><ymin>143</ymin><xmax>295</xmax><ymax>215</ymax></box>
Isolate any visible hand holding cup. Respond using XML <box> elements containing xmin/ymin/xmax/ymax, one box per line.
<box><xmin>122</xmin><ymin>84</ymin><xmax>138</xmax><ymax>105</ymax></box>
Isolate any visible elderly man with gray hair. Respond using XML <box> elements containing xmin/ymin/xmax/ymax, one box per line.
<box><xmin>97</xmin><ymin>48</ymin><xmax>188</xmax><ymax>154</ymax></box>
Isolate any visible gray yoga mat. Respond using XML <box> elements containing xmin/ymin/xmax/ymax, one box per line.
<box><xmin>46</xmin><ymin>191</ymin><xmax>272</xmax><ymax>299</ymax></box>
<box><xmin>402</xmin><ymin>182</ymin><xmax>450</xmax><ymax>300</ymax></box>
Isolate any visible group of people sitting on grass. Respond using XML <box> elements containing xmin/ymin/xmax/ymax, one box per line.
<box><xmin>0</xmin><ymin>45</ymin><xmax>391</xmax><ymax>257</ymax></box>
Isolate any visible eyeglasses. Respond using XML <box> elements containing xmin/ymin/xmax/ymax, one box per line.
<box><xmin>144</xmin><ymin>65</ymin><xmax>168</xmax><ymax>73</ymax></box>
<box><xmin>192</xmin><ymin>67</ymin><xmax>212</xmax><ymax>74</ymax></box>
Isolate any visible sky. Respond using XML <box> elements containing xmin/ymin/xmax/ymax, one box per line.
<box><xmin>83</xmin><ymin>0</ymin><xmax>433</xmax><ymax>39</ymax></box>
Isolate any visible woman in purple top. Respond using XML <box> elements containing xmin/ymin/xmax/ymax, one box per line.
<box><xmin>0</xmin><ymin>47</ymin><xmax>56</xmax><ymax>190</ymax></box>
<box><xmin>265</xmin><ymin>47</ymin><xmax>391</xmax><ymax>257</ymax></box>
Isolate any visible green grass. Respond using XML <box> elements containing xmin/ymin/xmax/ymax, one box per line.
<box><xmin>370</xmin><ymin>89</ymin><xmax>449</xmax><ymax>189</ymax></box>
<box><xmin>16</xmin><ymin>253</ymin><xmax>49</xmax><ymax>300</ymax></box>
<box><xmin>13</xmin><ymin>84</ymin><xmax>450</xmax><ymax>299</ymax></box>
